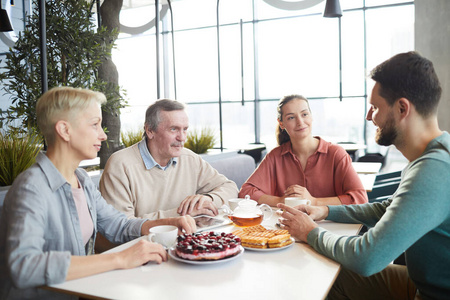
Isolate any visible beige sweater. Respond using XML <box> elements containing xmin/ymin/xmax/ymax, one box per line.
<box><xmin>99</xmin><ymin>144</ymin><xmax>238</xmax><ymax>220</ymax></box>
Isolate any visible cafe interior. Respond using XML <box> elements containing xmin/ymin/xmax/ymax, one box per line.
<box><xmin>0</xmin><ymin>0</ymin><xmax>449</xmax><ymax>299</ymax></box>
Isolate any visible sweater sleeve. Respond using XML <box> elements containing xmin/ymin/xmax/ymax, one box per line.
<box><xmin>99</xmin><ymin>151</ymin><xmax>137</xmax><ymax>219</ymax></box>
<box><xmin>307</xmin><ymin>157</ymin><xmax>450</xmax><ymax>277</ymax></box>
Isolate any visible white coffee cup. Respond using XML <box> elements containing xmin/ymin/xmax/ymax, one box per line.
<box><xmin>228</xmin><ymin>198</ymin><xmax>246</xmax><ymax>211</ymax></box>
<box><xmin>148</xmin><ymin>225</ymin><xmax>178</xmax><ymax>249</ymax></box>
<box><xmin>284</xmin><ymin>197</ymin><xmax>311</xmax><ymax>207</ymax></box>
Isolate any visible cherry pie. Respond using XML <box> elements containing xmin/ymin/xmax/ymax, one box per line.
<box><xmin>175</xmin><ymin>231</ymin><xmax>241</xmax><ymax>261</ymax></box>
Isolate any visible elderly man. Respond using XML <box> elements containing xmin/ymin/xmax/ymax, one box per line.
<box><xmin>278</xmin><ymin>52</ymin><xmax>450</xmax><ymax>300</ymax></box>
<box><xmin>100</xmin><ymin>99</ymin><xmax>238</xmax><ymax>220</ymax></box>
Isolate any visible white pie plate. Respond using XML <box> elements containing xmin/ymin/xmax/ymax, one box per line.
<box><xmin>168</xmin><ymin>246</ymin><xmax>244</xmax><ymax>265</ymax></box>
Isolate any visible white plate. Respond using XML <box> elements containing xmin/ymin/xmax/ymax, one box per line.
<box><xmin>168</xmin><ymin>246</ymin><xmax>244</xmax><ymax>265</ymax></box>
<box><xmin>243</xmin><ymin>237</ymin><xmax>295</xmax><ymax>252</ymax></box>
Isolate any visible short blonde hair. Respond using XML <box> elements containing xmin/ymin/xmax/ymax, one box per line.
<box><xmin>36</xmin><ymin>86</ymin><xmax>106</xmax><ymax>145</ymax></box>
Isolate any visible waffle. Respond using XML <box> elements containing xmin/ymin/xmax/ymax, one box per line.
<box><xmin>241</xmin><ymin>236</ymin><xmax>269</xmax><ymax>249</ymax></box>
<box><xmin>266</xmin><ymin>229</ymin><xmax>289</xmax><ymax>235</ymax></box>
<box><xmin>267</xmin><ymin>234</ymin><xmax>292</xmax><ymax>248</ymax></box>
<box><xmin>242</xmin><ymin>225</ymin><xmax>266</xmax><ymax>233</ymax></box>
<box><xmin>268</xmin><ymin>239</ymin><xmax>293</xmax><ymax>248</ymax></box>
<box><xmin>234</xmin><ymin>226</ymin><xmax>293</xmax><ymax>249</ymax></box>
<box><xmin>231</xmin><ymin>229</ymin><xmax>247</xmax><ymax>238</ymax></box>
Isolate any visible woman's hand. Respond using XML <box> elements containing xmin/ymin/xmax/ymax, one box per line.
<box><xmin>284</xmin><ymin>185</ymin><xmax>317</xmax><ymax>205</ymax></box>
<box><xmin>169</xmin><ymin>215</ymin><xmax>197</xmax><ymax>234</ymax></box>
<box><xmin>115</xmin><ymin>239</ymin><xmax>167</xmax><ymax>269</ymax></box>
<box><xmin>142</xmin><ymin>215</ymin><xmax>197</xmax><ymax>236</ymax></box>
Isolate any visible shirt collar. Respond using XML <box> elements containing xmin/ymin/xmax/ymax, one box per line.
<box><xmin>138</xmin><ymin>138</ymin><xmax>178</xmax><ymax>170</ymax></box>
<box><xmin>280</xmin><ymin>137</ymin><xmax>328</xmax><ymax>156</ymax></box>
<box><xmin>36</xmin><ymin>152</ymin><xmax>69</xmax><ymax>192</ymax></box>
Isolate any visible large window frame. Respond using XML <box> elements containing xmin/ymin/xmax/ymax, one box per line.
<box><xmin>114</xmin><ymin>0</ymin><xmax>415</xmax><ymax>152</ymax></box>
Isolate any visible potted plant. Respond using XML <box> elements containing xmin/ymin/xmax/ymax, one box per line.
<box><xmin>121</xmin><ymin>128</ymin><xmax>144</xmax><ymax>148</ymax></box>
<box><xmin>0</xmin><ymin>130</ymin><xmax>43</xmax><ymax>206</ymax></box>
<box><xmin>0</xmin><ymin>0</ymin><xmax>126</xmax><ymax>167</ymax></box>
<box><xmin>184</xmin><ymin>127</ymin><xmax>216</xmax><ymax>154</ymax></box>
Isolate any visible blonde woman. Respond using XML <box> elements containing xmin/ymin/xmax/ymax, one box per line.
<box><xmin>0</xmin><ymin>87</ymin><xmax>196</xmax><ymax>299</ymax></box>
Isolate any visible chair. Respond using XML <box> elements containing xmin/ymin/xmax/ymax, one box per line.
<box><xmin>202</xmin><ymin>153</ymin><xmax>256</xmax><ymax>189</ymax></box>
<box><xmin>357</xmin><ymin>152</ymin><xmax>386</xmax><ymax>165</ymax></box>
<box><xmin>0</xmin><ymin>188</ymin><xmax>8</xmax><ymax>218</ymax></box>
<box><xmin>362</xmin><ymin>173</ymin><xmax>405</xmax><ymax>266</ymax></box>
<box><xmin>374</xmin><ymin>170</ymin><xmax>402</xmax><ymax>183</ymax></box>
<box><xmin>367</xmin><ymin>180</ymin><xmax>401</xmax><ymax>201</ymax></box>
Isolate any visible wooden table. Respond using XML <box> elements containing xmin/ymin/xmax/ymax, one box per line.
<box><xmin>46</xmin><ymin>215</ymin><xmax>361</xmax><ymax>300</ymax></box>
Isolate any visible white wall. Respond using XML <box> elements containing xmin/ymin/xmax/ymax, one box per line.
<box><xmin>415</xmin><ymin>0</ymin><xmax>450</xmax><ymax>132</ymax></box>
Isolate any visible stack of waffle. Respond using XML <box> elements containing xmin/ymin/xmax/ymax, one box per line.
<box><xmin>232</xmin><ymin>225</ymin><xmax>293</xmax><ymax>249</ymax></box>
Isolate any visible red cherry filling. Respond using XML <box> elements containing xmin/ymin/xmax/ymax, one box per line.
<box><xmin>176</xmin><ymin>231</ymin><xmax>241</xmax><ymax>254</ymax></box>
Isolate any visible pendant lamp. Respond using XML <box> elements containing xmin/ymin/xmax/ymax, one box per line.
<box><xmin>0</xmin><ymin>8</ymin><xmax>13</xmax><ymax>32</ymax></box>
<box><xmin>323</xmin><ymin>0</ymin><xmax>342</xmax><ymax>18</ymax></box>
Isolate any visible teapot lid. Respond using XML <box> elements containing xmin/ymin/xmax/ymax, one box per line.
<box><xmin>238</xmin><ymin>199</ymin><xmax>257</xmax><ymax>207</ymax></box>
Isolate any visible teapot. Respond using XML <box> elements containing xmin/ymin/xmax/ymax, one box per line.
<box><xmin>224</xmin><ymin>195</ymin><xmax>273</xmax><ymax>227</ymax></box>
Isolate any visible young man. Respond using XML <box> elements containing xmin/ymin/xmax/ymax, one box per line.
<box><xmin>100</xmin><ymin>99</ymin><xmax>238</xmax><ymax>220</ymax></box>
<box><xmin>278</xmin><ymin>51</ymin><xmax>450</xmax><ymax>300</ymax></box>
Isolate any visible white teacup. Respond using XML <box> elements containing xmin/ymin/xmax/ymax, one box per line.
<box><xmin>148</xmin><ymin>225</ymin><xmax>178</xmax><ymax>249</ymax></box>
<box><xmin>284</xmin><ymin>197</ymin><xmax>311</xmax><ymax>207</ymax></box>
<box><xmin>228</xmin><ymin>198</ymin><xmax>246</xmax><ymax>211</ymax></box>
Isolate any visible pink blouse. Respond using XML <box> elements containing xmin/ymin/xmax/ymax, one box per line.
<box><xmin>72</xmin><ymin>185</ymin><xmax>94</xmax><ymax>246</ymax></box>
<box><xmin>239</xmin><ymin>138</ymin><xmax>368</xmax><ymax>205</ymax></box>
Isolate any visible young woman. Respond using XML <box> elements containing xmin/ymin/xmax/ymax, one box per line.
<box><xmin>239</xmin><ymin>94</ymin><xmax>368</xmax><ymax>207</ymax></box>
<box><xmin>0</xmin><ymin>87</ymin><xmax>196</xmax><ymax>300</ymax></box>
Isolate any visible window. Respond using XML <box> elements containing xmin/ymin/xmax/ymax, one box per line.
<box><xmin>114</xmin><ymin>0</ymin><xmax>414</xmax><ymax>153</ymax></box>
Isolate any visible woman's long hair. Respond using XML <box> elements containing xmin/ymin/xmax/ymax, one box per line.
<box><xmin>276</xmin><ymin>94</ymin><xmax>310</xmax><ymax>146</ymax></box>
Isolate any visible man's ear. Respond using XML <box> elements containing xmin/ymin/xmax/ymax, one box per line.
<box><xmin>55</xmin><ymin>120</ymin><xmax>71</xmax><ymax>142</ymax></box>
<box><xmin>145</xmin><ymin>125</ymin><xmax>154</xmax><ymax>139</ymax></box>
<box><xmin>397</xmin><ymin>98</ymin><xmax>411</xmax><ymax>120</ymax></box>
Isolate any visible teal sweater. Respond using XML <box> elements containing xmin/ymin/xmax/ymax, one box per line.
<box><xmin>308</xmin><ymin>132</ymin><xmax>450</xmax><ymax>300</ymax></box>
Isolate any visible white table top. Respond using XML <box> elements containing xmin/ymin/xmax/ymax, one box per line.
<box><xmin>358</xmin><ymin>173</ymin><xmax>377</xmax><ymax>192</ymax></box>
<box><xmin>47</xmin><ymin>215</ymin><xmax>361</xmax><ymax>300</ymax></box>
<box><xmin>352</xmin><ymin>162</ymin><xmax>382</xmax><ymax>174</ymax></box>
<box><xmin>337</xmin><ymin>143</ymin><xmax>367</xmax><ymax>151</ymax></box>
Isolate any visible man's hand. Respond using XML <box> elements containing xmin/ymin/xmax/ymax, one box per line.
<box><xmin>177</xmin><ymin>195</ymin><xmax>218</xmax><ymax>217</ymax></box>
<box><xmin>276</xmin><ymin>204</ymin><xmax>328</xmax><ymax>242</ymax></box>
<box><xmin>289</xmin><ymin>203</ymin><xmax>329</xmax><ymax>221</ymax></box>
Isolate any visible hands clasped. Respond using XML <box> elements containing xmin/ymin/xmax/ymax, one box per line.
<box><xmin>284</xmin><ymin>184</ymin><xmax>315</xmax><ymax>204</ymax></box>
<box><xmin>177</xmin><ymin>194</ymin><xmax>218</xmax><ymax>217</ymax></box>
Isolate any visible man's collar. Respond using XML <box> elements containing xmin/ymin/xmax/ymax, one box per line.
<box><xmin>138</xmin><ymin>138</ymin><xmax>178</xmax><ymax>170</ymax></box>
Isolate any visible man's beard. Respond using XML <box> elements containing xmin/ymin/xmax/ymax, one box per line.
<box><xmin>375</xmin><ymin>115</ymin><xmax>397</xmax><ymax>146</ymax></box>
